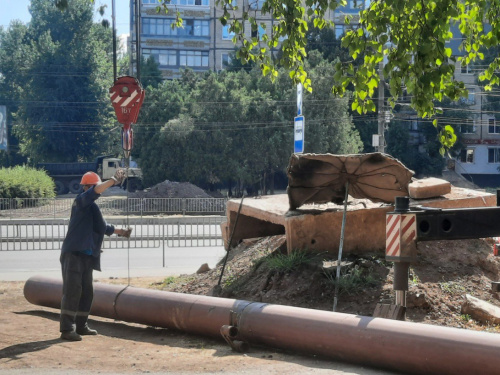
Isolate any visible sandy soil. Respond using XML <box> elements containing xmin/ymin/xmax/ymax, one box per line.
<box><xmin>0</xmin><ymin>280</ymin><xmax>391</xmax><ymax>375</ymax></box>
<box><xmin>3</xmin><ymin>235</ymin><xmax>500</xmax><ymax>375</ymax></box>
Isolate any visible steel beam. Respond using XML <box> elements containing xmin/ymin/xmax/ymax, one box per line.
<box><xmin>416</xmin><ymin>207</ymin><xmax>500</xmax><ymax>241</ymax></box>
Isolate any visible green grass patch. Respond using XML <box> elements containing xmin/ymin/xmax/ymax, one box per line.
<box><xmin>263</xmin><ymin>250</ymin><xmax>314</xmax><ymax>272</ymax></box>
<box><xmin>325</xmin><ymin>266</ymin><xmax>379</xmax><ymax>295</ymax></box>
<box><xmin>159</xmin><ymin>275</ymin><xmax>194</xmax><ymax>288</ymax></box>
<box><xmin>439</xmin><ymin>279</ymin><xmax>466</xmax><ymax>294</ymax></box>
<box><xmin>461</xmin><ymin>314</ymin><xmax>472</xmax><ymax>322</ymax></box>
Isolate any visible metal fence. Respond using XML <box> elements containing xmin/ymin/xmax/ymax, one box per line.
<box><xmin>0</xmin><ymin>197</ymin><xmax>228</xmax><ymax>218</ymax></box>
<box><xmin>0</xmin><ymin>216</ymin><xmax>226</xmax><ymax>251</ymax></box>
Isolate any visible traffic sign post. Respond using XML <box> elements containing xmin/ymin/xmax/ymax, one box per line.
<box><xmin>295</xmin><ymin>83</ymin><xmax>304</xmax><ymax>154</ymax></box>
<box><xmin>294</xmin><ymin>116</ymin><xmax>304</xmax><ymax>154</ymax></box>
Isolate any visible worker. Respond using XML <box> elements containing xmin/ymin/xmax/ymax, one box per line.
<box><xmin>59</xmin><ymin>169</ymin><xmax>132</xmax><ymax>341</ymax></box>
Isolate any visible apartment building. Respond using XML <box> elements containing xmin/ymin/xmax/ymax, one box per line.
<box><xmin>447</xmin><ymin>26</ymin><xmax>500</xmax><ymax>187</ymax></box>
<box><xmin>130</xmin><ymin>0</ymin><xmax>366</xmax><ymax>78</ymax></box>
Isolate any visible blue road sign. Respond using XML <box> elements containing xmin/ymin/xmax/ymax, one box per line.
<box><xmin>294</xmin><ymin>116</ymin><xmax>304</xmax><ymax>153</ymax></box>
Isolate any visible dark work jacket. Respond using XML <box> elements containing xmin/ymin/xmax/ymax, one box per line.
<box><xmin>61</xmin><ymin>187</ymin><xmax>114</xmax><ymax>271</ymax></box>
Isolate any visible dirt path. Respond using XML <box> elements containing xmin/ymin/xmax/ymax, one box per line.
<box><xmin>0</xmin><ymin>281</ymin><xmax>393</xmax><ymax>375</ymax></box>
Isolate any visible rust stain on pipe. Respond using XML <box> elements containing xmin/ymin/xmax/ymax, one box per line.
<box><xmin>24</xmin><ymin>276</ymin><xmax>500</xmax><ymax>375</ymax></box>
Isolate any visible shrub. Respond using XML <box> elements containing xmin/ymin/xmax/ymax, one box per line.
<box><xmin>0</xmin><ymin>166</ymin><xmax>55</xmax><ymax>199</ymax></box>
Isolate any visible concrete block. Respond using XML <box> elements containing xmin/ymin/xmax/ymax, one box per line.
<box><xmin>224</xmin><ymin>188</ymin><xmax>496</xmax><ymax>255</ymax></box>
<box><xmin>409</xmin><ymin>178</ymin><xmax>451</xmax><ymax>199</ymax></box>
<box><xmin>220</xmin><ymin>221</ymin><xmax>229</xmax><ymax>250</ymax></box>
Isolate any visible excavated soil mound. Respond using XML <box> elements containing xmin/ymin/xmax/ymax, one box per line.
<box><xmin>161</xmin><ymin>235</ymin><xmax>500</xmax><ymax>332</ymax></box>
<box><xmin>132</xmin><ymin>180</ymin><xmax>212</xmax><ymax>198</ymax></box>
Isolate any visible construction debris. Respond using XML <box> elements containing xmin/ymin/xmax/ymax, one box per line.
<box><xmin>461</xmin><ymin>294</ymin><xmax>500</xmax><ymax>325</ymax></box>
<box><xmin>409</xmin><ymin>177</ymin><xmax>452</xmax><ymax>199</ymax></box>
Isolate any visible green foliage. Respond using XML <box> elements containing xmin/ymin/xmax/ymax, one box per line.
<box><xmin>324</xmin><ymin>265</ymin><xmax>378</xmax><ymax>295</ymax></box>
<box><xmin>263</xmin><ymin>250</ymin><xmax>313</xmax><ymax>272</ymax></box>
<box><xmin>0</xmin><ymin>166</ymin><xmax>55</xmax><ymax>198</ymax></box>
<box><xmin>387</xmin><ymin>119</ymin><xmax>445</xmax><ymax>176</ymax></box>
<box><xmin>461</xmin><ymin>314</ymin><xmax>472</xmax><ymax>322</ymax></box>
<box><xmin>136</xmin><ymin>63</ymin><xmax>362</xmax><ymax>191</ymax></box>
<box><xmin>0</xmin><ymin>0</ymin><xmax>115</xmax><ymax>164</ymax></box>
<box><xmin>140</xmin><ymin>56</ymin><xmax>163</xmax><ymax>89</ymax></box>
<box><xmin>209</xmin><ymin>0</ymin><xmax>500</xmax><ymax>152</ymax></box>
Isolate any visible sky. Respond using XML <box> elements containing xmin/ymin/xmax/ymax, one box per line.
<box><xmin>0</xmin><ymin>0</ymin><xmax>130</xmax><ymax>36</ymax></box>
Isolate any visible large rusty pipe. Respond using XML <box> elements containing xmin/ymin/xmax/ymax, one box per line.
<box><xmin>25</xmin><ymin>276</ymin><xmax>500</xmax><ymax>375</ymax></box>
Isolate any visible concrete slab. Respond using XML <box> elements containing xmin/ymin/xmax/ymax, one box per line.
<box><xmin>409</xmin><ymin>177</ymin><xmax>451</xmax><ymax>199</ymax></box>
<box><xmin>224</xmin><ymin>187</ymin><xmax>496</xmax><ymax>255</ymax></box>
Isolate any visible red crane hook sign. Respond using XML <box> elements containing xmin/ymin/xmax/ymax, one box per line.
<box><xmin>109</xmin><ymin>76</ymin><xmax>145</xmax><ymax>158</ymax></box>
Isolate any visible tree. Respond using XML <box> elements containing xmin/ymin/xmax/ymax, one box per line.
<box><xmin>140</xmin><ymin>56</ymin><xmax>163</xmax><ymax>89</ymax></box>
<box><xmin>1</xmin><ymin>0</ymin><xmax>115</xmax><ymax>163</ymax></box>
<box><xmin>133</xmin><ymin>77</ymin><xmax>191</xmax><ymax>186</ymax></box>
<box><xmin>0</xmin><ymin>21</ymin><xmax>31</xmax><ymax>166</ymax></box>
<box><xmin>136</xmin><ymin>58</ymin><xmax>362</xmax><ymax>193</ymax></box>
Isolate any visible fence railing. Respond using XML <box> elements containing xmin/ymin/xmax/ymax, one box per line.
<box><xmin>0</xmin><ymin>197</ymin><xmax>228</xmax><ymax>219</ymax></box>
<box><xmin>0</xmin><ymin>216</ymin><xmax>226</xmax><ymax>251</ymax></box>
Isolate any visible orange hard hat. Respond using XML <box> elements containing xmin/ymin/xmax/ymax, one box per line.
<box><xmin>80</xmin><ymin>172</ymin><xmax>101</xmax><ymax>185</ymax></box>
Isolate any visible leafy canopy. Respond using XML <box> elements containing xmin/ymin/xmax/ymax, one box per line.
<box><xmin>82</xmin><ymin>0</ymin><xmax>500</xmax><ymax>153</ymax></box>
<box><xmin>82</xmin><ymin>1</ymin><xmax>499</xmax><ymax>115</ymax></box>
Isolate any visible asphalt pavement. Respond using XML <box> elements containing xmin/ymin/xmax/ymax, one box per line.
<box><xmin>0</xmin><ymin>244</ymin><xmax>226</xmax><ymax>281</ymax></box>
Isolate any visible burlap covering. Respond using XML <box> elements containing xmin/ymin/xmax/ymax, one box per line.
<box><xmin>286</xmin><ymin>153</ymin><xmax>414</xmax><ymax>210</ymax></box>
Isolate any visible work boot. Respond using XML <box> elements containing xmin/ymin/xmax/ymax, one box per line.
<box><xmin>60</xmin><ymin>331</ymin><xmax>82</xmax><ymax>341</ymax></box>
<box><xmin>76</xmin><ymin>326</ymin><xmax>98</xmax><ymax>336</ymax></box>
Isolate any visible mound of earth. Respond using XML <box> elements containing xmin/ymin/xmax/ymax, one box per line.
<box><xmin>160</xmin><ymin>235</ymin><xmax>500</xmax><ymax>332</ymax></box>
<box><xmin>132</xmin><ymin>180</ymin><xmax>212</xmax><ymax>199</ymax></box>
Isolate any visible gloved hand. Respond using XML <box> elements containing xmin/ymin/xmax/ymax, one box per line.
<box><xmin>117</xmin><ymin>227</ymin><xmax>132</xmax><ymax>238</ymax></box>
<box><xmin>111</xmin><ymin>168</ymin><xmax>126</xmax><ymax>185</ymax></box>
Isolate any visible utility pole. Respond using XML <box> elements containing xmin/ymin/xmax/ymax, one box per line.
<box><xmin>377</xmin><ymin>62</ymin><xmax>385</xmax><ymax>153</ymax></box>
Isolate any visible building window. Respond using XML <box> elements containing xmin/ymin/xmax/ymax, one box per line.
<box><xmin>468</xmin><ymin>88</ymin><xmax>475</xmax><ymax>104</ymax></box>
<box><xmin>222</xmin><ymin>25</ymin><xmax>235</xmax><ymax>40</ymax></box>
<box><xmin>142</xmin><ymin>18</ymin><xmax>175</xmax><ymax>36</ymax></box>
<box><xmin>461</xmin><ymin>64</ymin><xmax>472</xmax><ymax>74</ymax></box>
<box><xmin>251</xmin><ymin>25</ymin><xmax>266</xmax><ymax>39</ymax></box>
<box><xmin>460</xmin><ymin>148</ymin><xmax>475</xmax><ymax>163</ymax></box>
<box><xmin>193</xmin><ymin>20</ymin><xmax>210</xmax><ymax>36</ymax></box>
<box><xmin>460</xmin><ymin>119</ymin><xmax>476</xmax><ymax>134</ymax></box>
<box><xmin>488</xmin><ymin>118</ymin><xmax>500</xmax><ymax>134</ymax></box>
<box><xmin>409</xmin><ymin>119</ymin><xmax>419</xmax><ymax>131</ymax></box>
<box><xmin>143</xmin><ymin>18</ymin><xmax>209</xmax><ymax>37</ymax></box>
<box><xmin>143</xmin><ymin>0</ymin><xmax>209</xmax><ymax>5</ymax></box>
<box><xmin>349</xmin><ymin>0</ymin><xmax>364</xmax><ymax>9</ymax></box>
<box><xmin>488</xmin><ymin>148</ymin><xmax>500</xmax><ymax>163</ymax></box>
<box><xmin>180</xmin><ymin>20</ymin><xmax>194</xmax><ymax>36</ymax></box>
<box><xmin>335</xmin><ymin>25</ymin><xmax>344</xmax><ymax>39</ymax></box>
<box><xmin>143</xmin><ymin>48</ymin><xmax>177</xmax><ymax>66</ymax></box>
<box><xmin>221</xmin><ymin>53</ymin><xmax>232</xmax><ymax>69</ymax></box>
<box><xmin>179</xmin><ymin>50</ymin><xmax>209</xmax><ymax>67</ymax></box>
<box><xmin>248</xmin><ymin>0</ymin><xmax>265</xmax><ymax>10</ymax></box>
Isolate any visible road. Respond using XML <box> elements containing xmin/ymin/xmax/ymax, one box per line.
<box><xmin>0</xmin><ymin>244</ymin><xmax>227</xmax><ymax>281</ymax></box>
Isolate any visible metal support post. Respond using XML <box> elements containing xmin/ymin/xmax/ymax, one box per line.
<box><xmin>377</xmin><ymin>62</ymin><xmax>385</xmax><ymax>153</ymax></box>
<box><xmin>394</xmin><ymin>262</ymin><xmax>410</xmax><ymax>307</ymax></box>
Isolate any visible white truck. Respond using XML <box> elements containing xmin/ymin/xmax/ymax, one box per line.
<box><xmin>38</xmin><ymin>155</ymin><xmax>143</xmax><ymax>194</ymax></box>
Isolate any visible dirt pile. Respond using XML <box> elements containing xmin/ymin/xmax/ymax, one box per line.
<box><xmin>132</xmin><ymin>180</ymin><xmax>212</xmax><ymax>198</ymax></box>
<box><xmin>161</xmin><ymin>235</ymin><xmax>500</xmax><ymax>332</ymax></box>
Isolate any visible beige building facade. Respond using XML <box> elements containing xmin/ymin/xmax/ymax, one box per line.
<box><xmin>131</xmin><ymin>0</ymin><xmax>366</xmax><ymax>78</ymax></box>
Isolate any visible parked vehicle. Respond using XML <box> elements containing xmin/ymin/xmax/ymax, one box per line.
<box><xmin>38</xmin><ymin>155</ymin><xmax>143</xmax><ymax>195</ymax></box>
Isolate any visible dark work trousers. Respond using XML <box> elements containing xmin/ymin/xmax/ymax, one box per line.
<box><xmin>60</xmin><ymin>252</ymin><xmax>94</xmax><ymax>333</ymax></box>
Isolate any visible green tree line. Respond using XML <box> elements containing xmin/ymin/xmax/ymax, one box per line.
<box><xmin>134</xmin><ymin>58</ymin><xmax>363</xmax><ymax>194</ymax></box>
